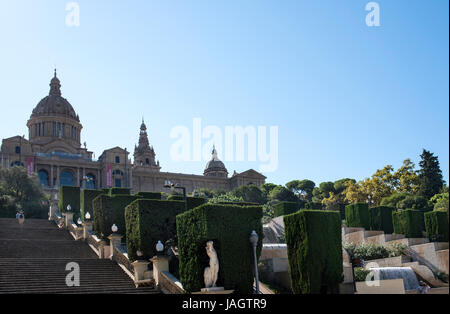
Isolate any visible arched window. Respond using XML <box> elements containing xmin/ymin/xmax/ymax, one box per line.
<box><xmin>11</xmin><ymin>161</ymin><xmax>24</xmax><ymax>167</ymax></box>
<box><xmin>115</xmin><ymin>156</ymin><xmax>120</xmax><ymax>164</ymax></box>
<box><xmin>38</xmin><ymin>170</ymin><xmax>49</xmax><ymax>187</ymax></box>
<box><xmin>60</xmin><ymin>171</ymin><xmax>74</xmax><ymax>187</ymax></box>
<box><xmin>85</xmin><ymin>173</ymin><xmax>96</xmax><ymax>189</ymax></box>
<box><xmin>115</xmin><ymin>178</ymin><xmax>122</xmax><ymax>188</ymax></box>
<box><xmin>15</xmin><ymin>146</ymin><xmax>21</xmax><ymax>154</ymax></box>
<box><xmin>145</xmin><ymin>158</ymin><xmax>150</xmax><ymax>165</ymax></box>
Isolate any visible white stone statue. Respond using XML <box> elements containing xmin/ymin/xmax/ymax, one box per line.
<box><xmin>204</xmin><ymin>241</ymin><xmax>219</xmax><ymax>288</ymax></box>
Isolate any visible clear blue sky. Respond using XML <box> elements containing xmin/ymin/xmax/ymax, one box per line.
<box><xmin>0</xmin><ymin>0</ymin><xmax>448</xmax><ymax>186</ymax></box>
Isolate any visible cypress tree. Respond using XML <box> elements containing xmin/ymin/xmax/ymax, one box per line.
<box><xmin>418</xmin><ymin>149</ymin><xmax>444</xmax><ymax>199</ymax></box>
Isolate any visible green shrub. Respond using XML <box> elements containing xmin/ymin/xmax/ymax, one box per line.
<box><xmin>284</xmin><ymin>210</ymin><xmax>342</xmax><ymax>294</ymax></box>
<box><xmin>80</xmin><ymin>189</ymin><xmax>105</xmax><ymax>222</ymax></box>
<box><xmin>345</xmin><ymin>203</ymin><xmax>370</xmax><ymax>229</ymax></box>
<box><xmin>167</xmin><ymin>195</ymin><xmax>206</xmax><ymax>210</ymax></box>
<box><xmin>59</xmin><ymin>186</ymin><xmax>80</xmax><ymax>221</ymax></box>
<box><xmin>108</xmin><ymin>188</ymin><xmax>131</xmax><ymax>196</ymax></box>
<box><xmin>176</xmin><ymin>204</ymin><xmax>263</xmax><ymax>293</ymax></box>
<box><xmin>273</xmin><ymin>202</ymin><xmax>299</xmax><ymax>217</ymax></box>
<box><xmin>424</xmin><ymin>211</ymin><xmax>449</xmax><ymax>242</ymax></box>
<box><xmin>369</xmin><ymin>206</ymin><xmax>394</xmax><ymax>234</ymax></box>
<box><xmin>125</xmin><ymin>199</ymin><xmax>186</xmax><ymax>261</ymax></box>
<box><xmin>392</xmin><ymin>209</ymin><xmax>425</xmax><ymax>238</ymax></box>
<box><xmin>344</xmin><ymin>242</ymin><xmax>407</xmax><ymax>261</ymax></box>
<box><xmin>92</xmin><ymin>194</ymin><xmax>141</xmax><ymax>240</ymax></box>
<box><xmin>135</xmin><ymin>192</ymin><xmax>162</xmax><ymax>200</ymax></box>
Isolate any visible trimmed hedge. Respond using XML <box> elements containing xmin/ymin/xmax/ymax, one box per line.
<box><xmin>109</xmin><ymin>188</ymin><xmax>131</xmax><ymax>196</ymax></box>
<box><xmin>136</xmin><ymin>192</ymin><xmax>162</xmax><ymax>200</ymax></box>
<box><xmin>284</xmin><ymin>210</ymin><xmax>342</xmax><ymax>294</ymax></box>
<box><xmin>80</xmin><ymin>189</ymin><xmax>105</xmax><ymax>222</ymax></box>
<box><xmin>92</xmin><ymin>194</ymin><xmax>141</xmax><ymax>239</ymax></box>
<box><xmin>369</xmin><ymin>206</ymin><xmax>394</xmax><ymax>234</ymax></box>
<box><xmin>125</xmin><ymin>199</ymin><xmax>186</xmax><ymax>261</ymax></box>
<box><xmin>167</xmin><ymin>195</ymin><xmax>206</xmax><ymax>210</ymax></box>
<box><xmin>424</xmin><ymin>211</ymin><xmax>449</xmax><ymax>242</ymax></box>
<box><xmin>176</xmin><ymin>204</ymin><xmax>263</xmax><ymax>293</ymax></box>
<box><xmin>59</xmin><ymin>186</ymin><xmax>80</xmax><ymax>221</ymax></box>
<box><xmin>392</xmin><ymin>209</ymin><xmax>425</xmax><ymax>238</ymax></box>
<box><xmin>273</xmin><ymin>202</ymin><xmax>299</xmax><ymax>217</ymax></box>
<box><xmin>345</xmin><ymin>203</ymin><xmax>370</xmax><ymax>229</ymax></box>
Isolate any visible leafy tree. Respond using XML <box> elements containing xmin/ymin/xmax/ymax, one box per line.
<box><xmin>0</xmin><ymin>166</ymin><xmax>48</xmax><ymax>218</ymax></box>
<box><xmin>334</xmin><ymin>178</ymin><xmax>355</xmax><ymax>194</ymax></box>
<box><xmin>380</xmin><ymin>192</ymin><xmax>410</xmax><ymax>208</ymax></box>
<box><xmin>268</xmin><ymin>185</ymin><xmax>298</xmax><ymax>203</ymax></box>
<box><xmin>393</xmin><ymin>159</ymin><xmax>419</xmax><ymax>193</ymax></box>
<box><xmin>430</xmin><ymin>192</ymin><xmax>449</xmax><ymax>214</ymax></box>
<box><xmin>417</xmin><ymin>149</ymin><xmax>444</xmax><ymax>199</ymax></box>
<box><xmin>230</xmin><ymin>185</ymin><xmax>266</xmax><ymax>204</ymax></box>
<box><xmin>285</xmin><ymin>179</ymin><xmax>315</xmax><ymax>201</ymax></box>
<box><xmin>260</xmin><ymin>183</ymin><xmax>277</xmax><ymax>198</ymax></box>
<box><xmin>397</xmin><ymin>195</ymin><xmax>432</xmax><ymax>212</ymax></box>
<box><xmin>345</xmin><ymin>166</ymin><xmax>396</xmax><ymax>206</ymax></box>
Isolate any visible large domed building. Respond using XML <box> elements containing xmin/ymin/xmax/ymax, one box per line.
<box><xmin>0</xmin><ymin>71</ymin><xmax>266</xmax><ymax>195</ymax></box>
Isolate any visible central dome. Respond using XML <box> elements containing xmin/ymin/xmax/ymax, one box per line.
<box><xmin>30</xmin><ymin>71</ymin><xmax>79</xmax><ymax>122</ymax></box>
<box><xmin>204</xmin><ymin>146</ymin><xmax>228</xmax><ymax>177</ymax></box>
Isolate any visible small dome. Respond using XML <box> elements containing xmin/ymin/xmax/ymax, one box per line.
<box><xmin>204</xmin><ymin>146</ymin><xmax>228</xmax><ymax>177</ymax></box>
<box><xmin>30</xmin><ymin>70</ymin><xmax>79</xmax><ymax>122</ymax></box>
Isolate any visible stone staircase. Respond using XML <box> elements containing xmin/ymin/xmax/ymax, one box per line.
<box><xmin>0</xmin><ymin>218</ymin><xmax>159</xmax><ymax>294</ymax></box>
<box><xmin>342</xmin><ymin>226</ymin><xmax>449</xmax><ymax>289</ymax></box>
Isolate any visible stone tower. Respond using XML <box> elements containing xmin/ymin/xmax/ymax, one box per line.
<box><xmin>133</xmin><ymin>119</ymin><xmax>160</xmax><ymax>171</ymax></box>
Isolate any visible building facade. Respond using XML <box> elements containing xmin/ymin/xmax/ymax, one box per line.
<box><xmin>0</xmin><ymin>72</ymin><xmax>266</xmax><ymax>195</ymax></box>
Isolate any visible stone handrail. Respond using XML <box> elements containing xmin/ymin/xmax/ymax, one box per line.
<box><xmin>159</xmin><ymin>271</ymin><xmax>185</xmax><ymax>294</ymax></box>
<box><xmin>112</xmin><ymin>245</ymin><xmax>134</xmax><ymax>274</ymax></box>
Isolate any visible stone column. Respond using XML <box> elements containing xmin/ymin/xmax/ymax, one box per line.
<box><xmin>108</xmin><ymin>234</ymin><xmax>123</xmax><ymax>259</ymax></box>
<box><xmin>97</xmin><ymin>169</ymin><xmax>100</xmax><ymax>189</ymax></box>
<box><xmin>82</xmin><ymin>168</ymin><xmax>86</xmax><ymax>189</ymax></box>
<box><xmin>151</xmin><ymin>256</ymin><xmax>169</xmax><ymax>287</ymax></box>
<box><xmin>50</xmin><ymin>165</ymin><xmax>54</xmax><ymax>188</ymax></box>
<box><xmin>77</xmin><ymin>168</ymin><xmax>80</xmax><ymax>187</ymax></box>
<box><xmin>56</xmin><ymin>165</ymin><xmax>60</xmax><ymax>188</ymax></box>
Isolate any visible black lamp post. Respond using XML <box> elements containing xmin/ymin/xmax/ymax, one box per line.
<box><xmin>164</xmin><ymin>179</ymin><xmax>187</xmax><ymax>212</ymax></box>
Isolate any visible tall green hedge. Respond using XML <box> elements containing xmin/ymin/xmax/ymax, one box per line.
<box><xmin>273</xmin><ymin>202</ymin><xmax>299</xmax><ymax>217</ymax></box>
<box><xmin>424</xmin><ymin>211</ymin><xmax>449</xmax><ymax>242</ymax></box>
<box><xmin>92</xmin><ymin>194</ymin><xmax>141</xmax><ymax>240</ymax></box>
<box><xmin>284</xmin><ymin>210</ymin><xmax>343</xmax><ymax>294</ymax></box>
<box><xmin>392</xmin><ymin>209</ymin><xmax>425</xmax><ymax>238</ymax></box>
<box><xmin>80</xmin><ymin>189</ymin><xmax>105</xmax><ymax>222</ymax></box>
<box><xmin>109</xmin><ymin>188</ymin><xmax>131</xmax><ymax>196</ymax></box>
<box><xmin>167</xmin><ymin>195</ymin><xmax>206</xmax><ymax>210</ymax></box>
<box><xmin>136</xmin><ymin>192</ymin><xmax>162</xmax><ymax>200</ymax></box>
<box><xmin>345</xmin><ymin>203</ymin><xmax>370</xmax><ymax>229</ymax></box>
<box><xmin>59</xmin><ymin>186</ymin><xmax>80</xmax><ymax>221</ymax></box>
<box><xmin>369</xmin><ymin>206</ymin><xmax>394</xmax><ymax>234</ymax></box>
<box><xmin>125</xmin><ymin>199</ymin><xmax>186</xmax><ymax>261</ymax></box>
<box><xmin>176</xmin><ymin>204</ymin><xmax>263</xmax><ymax>293</ymax></box>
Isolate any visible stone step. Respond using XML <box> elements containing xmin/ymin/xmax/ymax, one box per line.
<box><xmin>386</xmin><ymin>238</ymin><xmax>429</xmax><ymax>247</ymax></box>
<box><xmin>365</xmin><ymin>233</ymin><xmax>405</xmax><ymax>245</ymax></box>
